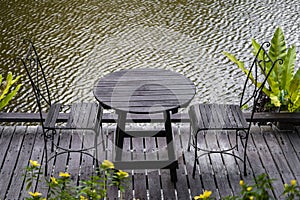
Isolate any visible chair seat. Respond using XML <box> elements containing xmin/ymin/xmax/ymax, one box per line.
<box><xmin>189</xmin><ymin>103</ymin><xmax>248</xmax><ymax>132</ymax></box>
<box><xmin>44</xmin><ymin>102</ymin><xmax>101</xmax><ymax>131</ymax></box>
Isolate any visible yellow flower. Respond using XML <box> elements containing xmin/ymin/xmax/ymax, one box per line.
<box><xmin>270</xmin><ymin>94</ymin><xmax>281</xmax><ymax>107</ymax></box>
<box><xmin>202</xmin><ymin>190</ymin><xmax>212</xmax><ymax>198</ymax></box>
<box><xmin>249</xmin><ymin>196</ymin><xmax>254</xmax><ymax>200</ymax></box>
<box><xmin>247</xmin><ymin>187</ymin><xmax>252</xmax><ymax>191</ymax></box>
<box><xmin>239</xmin><ymin>180</ymin><xmax>244</xmax><ymax>186</ymax></box>
<box><xmin>116</xmin><ymin>170</ymin><xmax>129</xmax><ymax>178</ymax></box>
<box><xmin>194</xmin><ymin>190</ymin><xmax>212</xmax><ymax>199</ymax></box>
<box><xmin>80</xmin><ymin>195</ymin><xmax>88</xmax><ymax>200</ymax></box>
<box><xmin>30</xmin><ymin>160</ymin><xmax>40</xmax><ymax>167</ymax></box>
<box><xmin>291</xmin><ymin>180</ymin><xmax>297</xmax><ymax>186</ymax></box>
<box><xmin>59</xmin><ymin>172</ymin><xmax>70</xmax><ymax>178</ymax></box>
<box><xmin>194</xmin><ymin>196</ymin><xmax>201</xmax><ymax>200</ymax></box>
<box><xmin>29</xmin><ymin>191</ymin><xmax>42</xmax><ymax>197</ymax></box>
<box><xmin>50</xmin><ymin>177</ymin><xmax>58</xmax><ymax>184</ymax></box>
<box><xmin>101</xmin><ymin>160</ymin><xmax>114</xmax><ymax>169</ymax></box>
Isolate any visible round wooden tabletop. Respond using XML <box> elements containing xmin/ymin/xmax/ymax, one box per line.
<box><xmin>93</xmin><ymin>68</ymin><xmax>196</xmax><ymax>114</ymax></box>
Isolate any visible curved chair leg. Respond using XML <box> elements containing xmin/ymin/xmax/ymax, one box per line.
<box><xmin>95</xmin><ymin>120</ymin><xmax>103</xmax><ymax>168</ymax></box>
<box><xmin>50</xmin><ymin>130</ymin><xmax>56</xmax><ymax>152</ymax></box>
<box><xmin>96</xmin><ymin>105</ymin><xmax>105</xmax><ymax>152</ymax></box>
<box><xmin>192</xmin><ymin>132</ymin><xmax>198</xmax><ymax>178</ymax></box>
<box><xmin>187</xmin><ymin>124</ymin><xmax>192</xmax><ymax>151</ymax></box>
<box><xmin>243</xmin><ymin>131</ymin><xmax>250</xmax><ymax>176</ymax></box>
<box><xmin>43</xmin><ymin>132</ymin><xmax>48</xmax><ymax>176</ymax></box>
<box><xmin>95</xmin><ymin>130</ymin><xmax>99</xmax><ymax>168</ymax></box>
<box><xmin>170</xmin><ymin>168</ymin><xmax>177</xmax><ymax>182</ymax></box>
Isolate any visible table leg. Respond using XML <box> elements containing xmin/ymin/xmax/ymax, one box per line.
<box><xmin>164</xmin><ymin>111</ymin><xmax>177</xmax><ymax>182</ymax></box>
<box><xmin>115</xmin><ymin>111</ymin><xmax>127</xmax><ymax>161</ymax></box>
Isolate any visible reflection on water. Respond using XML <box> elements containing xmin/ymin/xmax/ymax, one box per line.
<box><xmin>0</xmin><ymin>0</ymin><xmax>299</xmax><ymax>112</ymax></box>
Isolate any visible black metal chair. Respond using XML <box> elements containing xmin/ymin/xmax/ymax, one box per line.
<box><xmin>188</xmin><ymin>42</ymin><xmax>282</xmax><ymax>177</ymax></box>
<box><xmin>19</xmin><ymin>39</ymin><xmax>103</xmax><ymax>174</ymax></box>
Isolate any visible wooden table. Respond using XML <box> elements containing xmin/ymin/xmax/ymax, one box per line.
<box><xmin>93</xmin><ymin>68</ymin><xmax>195</xmax><ymax>182</ymax></box>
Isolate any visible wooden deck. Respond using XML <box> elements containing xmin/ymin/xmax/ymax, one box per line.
<box><xmin>0</xmin><ymin>122</ymin><xmax>300</xmax><ymax>199</ymax></box>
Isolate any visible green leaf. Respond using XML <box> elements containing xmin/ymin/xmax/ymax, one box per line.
<box><xmin>26</xmin><ymin>181</ymin><xmax>32</xmax><ymax>191</ymax></box>
<box><xmin>251</xmin><ymin>39</ymin><xmax>265</xmax><ymax>60</ymax></box>
<box><xmin>269</xmin><ymin>27</ymin><xmax>287</xmax><ymax>60</ymax></box>
<box><xmin>288</xmin><ymin>68</ymin><xmax>300</xmax><ymax>112</ymax></box>
<box><xmin>288</xmin><ymin>68</ymin><xmax>300</xmax><ymax>101</ymax></box>
<box><xmin>223</xmin><ymin>51</ymin><xmax>273</xmax><ymax>96</ymax></box>
<box><xmin>0</xmin><ymin>72</ymin><xmax>13</xmax><ymax>101</ymax></box>
<box><xmin>280</xmin><ymin>45</ymin><xmax>296</xmax><ymax>91</ymax></box>
<box><xmin>288</xmin><ymin>96</ymin><xmax>300</xmax><ymax>112</ymax></box>
<box><xmin>251</xmin><ymin>39</ymin><xmax>281</xmax><ymax>98</ymax></box>
<box><xmin>270</xmin><ymin>93</ymin><xmax>281</xmax><ymax>107</ymax></box>
<box><xmin>269</xmin><ymin>27</ymin><xmax>286</xmax><ymax>60</ymax></box>
<box><xmin>252</xmin><ymin>39</ymin><xmax>274</xmax><ymax>83</ymax></box>
<box><xmin>269</xmin><ymin>27</ymin><xmax>287</xmax><ymax>80</ymax></box>
<box><xmin>267</xmin><ymin>80</ymin><xmax>281</xmax><ymax>98</ymax></box>
<box><xmin>11</xmin><ymin>74</ymin><xmax>22</xmax><ymax>86</ymax></box>
<box><xmin>0</xmin><ymin>72</ymin><xmax>22</xmax><ymax>111</ymax></box>
<box><xmin>0</xmin><ymin>83</ymin><xmax>22</xmax><ymax>110</ymax></box>
<box><xmin>223</xmin><ymin>52</ymin><xmax>252</xmax><ymax>80</ymax></box>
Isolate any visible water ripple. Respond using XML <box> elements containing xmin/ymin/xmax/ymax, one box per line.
<box><xmin>0</xmin><ymin>0</ymin><xmax>299</xmax><ymax>112</ymax></box>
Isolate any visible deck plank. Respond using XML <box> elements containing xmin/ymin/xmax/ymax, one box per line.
<box><xmin>51</xmin><ymin>130</ymin><xmax>71</xmax><ymax>176</ymax></box>
<box><xmin>173</xmin><ymin>126</ymin><xmax>190</xmax><ymax>200</ymax></box>
<box><xmin>188</xmin><ymin>131</ymin><xmax>218</xmax><ymax>199</ymax></box>
<box><xmin>217</xmin><ymin>131</ymin><xmax>242</xmax><ymax>196</ymax></box>
<box><xmin>120</xmin><ymin>137</ymin><xmax>134</xmax><ymax>200</ymax></box>
<box><xmin>262</xmin><ymin>126</ymin><xmax>295</xmax><ymax>183</ymax></box>
<box><xmin>5</xmin><ymin>126</ymin><xmax>37</xmax><ymax>200</ymax></box>
<box><xmin>145</xmin><ymin>137</ymin><xmax>162</xmax><ymax>199</ymax></box>
<box><xmin>284</xmin><ymin>130</ymin><xmax>300</xmax><ymax>182</ymax></box>
<box><xmin>0</xmin><ymin>126</ymin><xmax>15</xmax><ymax>172</ymax></box>
<box><xmin>238</xmin><ymin>127</ymin><xmax>267</xmax><ymax>189</ymax></box>
<box><xmin>206</xmin><ymin>131</ymin><xmax>233</xmax><ymax>197</ymax></box>
<box><xmin>67</xmin><ymin>131</ymin><xmax>85</xmax><ymax>184</ymax></box>
<box><xmin>23</xmin><ymin>126</ymin><xmax>46</xmax><ymax>199</ymax></box>
<box><xmin>250</xmin><ymin>127</ymin><xmax>283</xmax><ymax>198</ymax></box>
<box><xmin>179</xmin><ymin>125</ymin><xmax>202</xmax><ymax>198</ymax></box>
<box><xmin>156</xmin><ymin>136</ymin><xmax>176</xmax><ymax>199</ymax></box>
<box><xmin>68</xmin><ymin>103</ymin><xmax>94</xmax><ymax>183</ymax></box>
<box><xmin>0</xmin><ymin>126</ymin><xmax>26</xmax><ymax>199</ymax></box>
<box><xmin>0</xmin><ymin>126</ymin><xmax>4</xmax><ymax>139</ymax></box>
<box><xmin>105</xmin><ymin>127</ymin><xmax>119</xmax><ymax>200</ymax></box>
<box><xmin>0</xmin><ymin>123</ymin><xmax>299</xmax><ymax>199</ymax></box>
<box><xmin>131</xmin><ymin>137</ymin><xmax>148</xmax><ymax>200</ymax></box>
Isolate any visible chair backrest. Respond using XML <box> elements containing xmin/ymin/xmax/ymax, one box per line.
<box><xmin>19</xmin><ymin>40</ymin><xmax>52</xmax><ymax>125</ymax></box>
<box><xmin>240</xmin><ymin>41</ymin><xmax>283</xmax><ymax>120</ymax></box>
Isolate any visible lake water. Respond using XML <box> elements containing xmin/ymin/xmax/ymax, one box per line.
<box><xmin>1</xmin><ymin>0</ymin><xmax>299</xmax><ymax>112</ymax></box>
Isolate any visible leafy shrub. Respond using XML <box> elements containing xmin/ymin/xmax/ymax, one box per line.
<box><xmin>224</xmin><ymin>27</ymin><xmax>300</xmax><ymax>112</ymax></box>
<box><xmin>0</xmin><ymin>71</ymin><xmax>22</xmax><ymax>111</ymax></box>
<box><xmin>25</xmin><ymin>160</ymin><xmax>129</xmax><ymax>200</ymax></box>
<box><xmin>194</xmin><ymin>173</ymin><xmax>300</xmax><ymax>200</ymax></box>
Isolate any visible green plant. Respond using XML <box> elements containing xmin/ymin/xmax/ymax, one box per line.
<box><xmin>233</xmin><ymin>174</ymin><xmax>274</xmax><ymax>200</ymax></box>
<box><xmin>194</xmin><ymin>190</ymin><xmax>213</xmax><ymax>200</ymax></box>
<box><xmin>224</xmin><ymin>27</ymin><xmax>300</xmax><ymax>112</ymax></box>
<box><xmin>25</xmin><ymin>160</ymin><xmax>129</xmax><ymax>200</ymax></box>
<box><xmin>0</xmin><ymin>71</ymin><xmax>22</xmax><ymax>111</ymax></box>
<box><xmin>194</xmin><ymin>173</ymin><xmax>300</xmax><ymax>200</ymax></box>
<box><xmin>283</xmin><ymin>180</ymin><xmax>300</xmax><ymax>200</ymax></box>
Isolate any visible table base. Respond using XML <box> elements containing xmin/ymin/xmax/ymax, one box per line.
<box><xmin>114</xmin><ymin>111</ymin><xmax>178</xmax><ymax>182</ymax></box>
